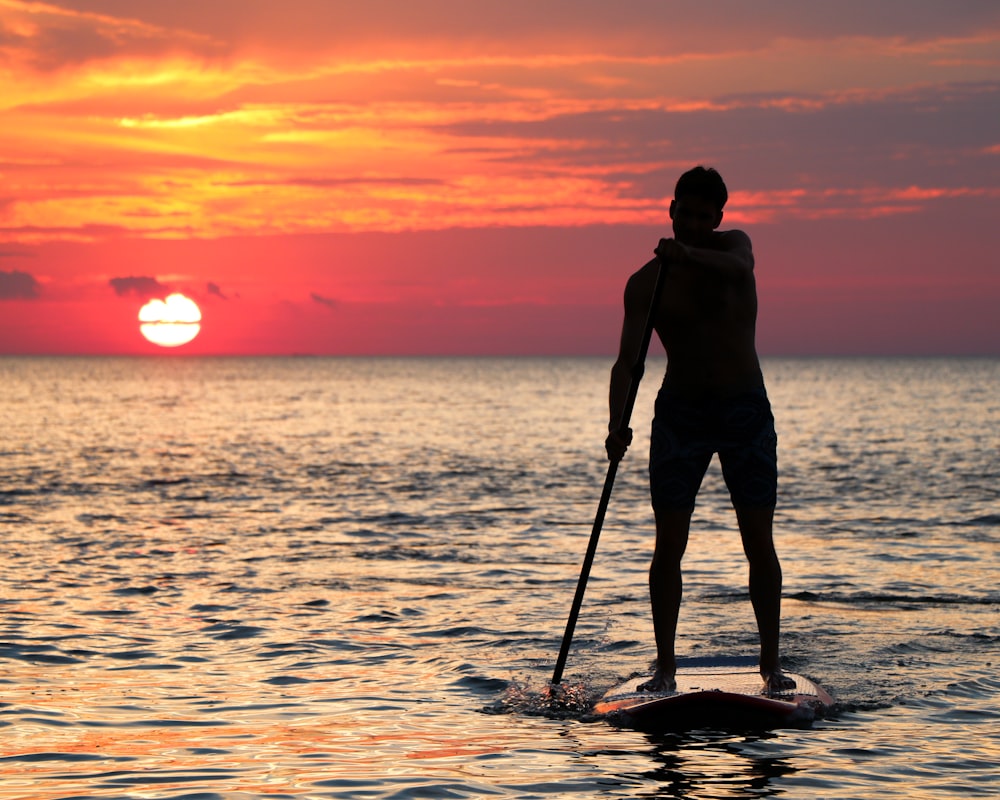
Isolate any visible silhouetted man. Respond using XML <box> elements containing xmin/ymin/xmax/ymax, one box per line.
<box><xmin>606</xmin><ymin>166</ymin><xmax>794</xmax><ymax>693</ymax></box>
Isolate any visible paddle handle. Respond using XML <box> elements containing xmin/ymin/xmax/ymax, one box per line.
<box><xmin>551</xmin><ymin>258</ymin><xmax>667</xmax><ymax>685</ymax></box>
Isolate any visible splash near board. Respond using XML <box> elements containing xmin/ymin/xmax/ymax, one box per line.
<box><xmin>593</xmin><ymin>657</ymin><xmax>834</xmax><ymax>731</ymax></box>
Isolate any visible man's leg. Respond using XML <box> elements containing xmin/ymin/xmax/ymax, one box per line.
<box><xmin>640</xmin><ymin>507</ymin><xmax>692</xmax><ymax>692</ymax></box>
<box><xmin>735</xmin><ymin>505</ymin><xmax>795</xmax><ymax>692</ymax></box>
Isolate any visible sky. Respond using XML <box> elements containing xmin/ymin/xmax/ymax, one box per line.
<box><xmin>0</xmin><ymin>0</ymin><xmax>998</xmax><ymax>356</ymax></box>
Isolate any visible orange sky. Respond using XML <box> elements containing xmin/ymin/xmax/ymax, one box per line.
<box><xmin>1</xmin><ymin>0</ymin><xmax>998</xmax><ymax>355</ymax></box>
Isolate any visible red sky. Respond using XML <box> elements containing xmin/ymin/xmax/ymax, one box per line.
<box><xmin>1</xmin><ymin>0</ymin><xmax>998</xmax><ymax>355</ymax></box>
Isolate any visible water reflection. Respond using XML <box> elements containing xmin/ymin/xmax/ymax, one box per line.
<box><xmin>1</xmin><ymin>357</ymin><xmax>996</xmax><ymax>799</ymax></box>
<box><xmin>636</xmin><ymin>732</ymin><xmax>796</xmax><ymax>799</ymax></box>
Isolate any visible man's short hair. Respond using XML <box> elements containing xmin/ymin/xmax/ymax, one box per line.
<box><xmin>674</xmin><ymin>166</ymin><xmax>728</xmax><ymax>211</ymax></box>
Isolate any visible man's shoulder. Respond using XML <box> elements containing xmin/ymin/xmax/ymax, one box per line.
<box><xmin>715</xmin><ymin>229</ymin><xmax>753</xmax><ymax>251</ymax></box>
<box><xmin>627</xmin><ymin>256</ymin><xmax>661</xmax><ymax>283</ymax></box>
<box><xmin>623</xmin><ymin>257</ymin><xmax>660</xmax><ymax>308</ymax></box>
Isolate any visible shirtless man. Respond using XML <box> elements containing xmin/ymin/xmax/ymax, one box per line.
<box><xmin>605</xmin><ymin>166</ymin><xmax>794</xmax><ymax>693</ymax></box>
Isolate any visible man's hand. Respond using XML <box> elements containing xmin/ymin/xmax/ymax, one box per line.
<box><xmin>605</xmin><ymin>426</ymin><xmax>633</xmax><ymax>461</ymax></box>
<box><xmin>654</xmin><ymin>237</ymin><xmax>689</xmax><ymax>264</ymax></box>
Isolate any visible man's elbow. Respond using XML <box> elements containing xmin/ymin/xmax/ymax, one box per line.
<box><xmin>610</xmin><ymin>357</ymin><xmax>633</xmax><ymax>381</ymax></box>
<box><xmin>736</xmin><ymin>247</ymin><xmax>755</xmax><ymax>272</ymax></box>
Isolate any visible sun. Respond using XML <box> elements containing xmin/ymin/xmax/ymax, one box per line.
<box><xmin>139</xmin><ymin>293</ymin><xmax>202</xmax><ymax>347</ymax></box>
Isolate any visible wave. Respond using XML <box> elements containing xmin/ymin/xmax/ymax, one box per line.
<box><xmin>790</xmin><ymin>590</ymin><xmax>999</xmax><ymax>607</ymax></box>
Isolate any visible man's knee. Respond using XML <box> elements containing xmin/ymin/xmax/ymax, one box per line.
<box><xmin>653</xmin><ymin>506</ymin><xmax>693</xmax><ymax>562</ymax></box>
<box><xmin>735</xmin><ymin>505</ymin><xmax>778</xmax><ymax>560</ymax></box>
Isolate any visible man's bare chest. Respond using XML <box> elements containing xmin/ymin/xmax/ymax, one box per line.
<box><xmin>660</xmin><ymin>271</ymin><xmax>754</xmax><ymax>323</ymax></box>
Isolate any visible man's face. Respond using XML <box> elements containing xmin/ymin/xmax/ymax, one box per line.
<box><xmin>670</xmin><ymin>196</ymin><xmax>722</xmax><ymax>246</ymax></box>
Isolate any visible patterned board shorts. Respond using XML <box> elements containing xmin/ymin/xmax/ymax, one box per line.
<box><xmin>649</xmin><ymin>386</ymin><xmax>778</xmax><ymax>510</ymax></box>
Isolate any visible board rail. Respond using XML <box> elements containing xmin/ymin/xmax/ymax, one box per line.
<box><xmin>593</xmin><ymin>657</ymin><xmax>834</xmax><ymax>731</ymax></box>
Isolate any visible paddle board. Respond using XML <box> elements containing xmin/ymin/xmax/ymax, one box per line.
<box><xmin>593</xmin><ymin>657</ymin><xmax>834</xmax><ymax>731</ymax></box>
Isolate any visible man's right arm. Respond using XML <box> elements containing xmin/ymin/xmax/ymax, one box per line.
<box><xmin>606</xmin><ymin>260</ymin><xmax>657</xmax><ymax>460</ymax></box>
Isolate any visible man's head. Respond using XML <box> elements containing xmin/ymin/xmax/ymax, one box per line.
<box><xmin>670</xmin><ymin>166</ymin><xmax>728</xmax><ymax>246</ymax></box>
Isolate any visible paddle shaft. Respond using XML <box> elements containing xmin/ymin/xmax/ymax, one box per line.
<box><xmin>551</xmin><ymin>257</ymin><xmax>667</xmax><ymax>685</ymax></box>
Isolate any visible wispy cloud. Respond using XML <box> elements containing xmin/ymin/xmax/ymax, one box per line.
<box><xmin>109</xmin><ymin>275</ymin><xmax>166</xmax><ymax>297</ymax></box>
<box><xmin>0</xmin><ymin>0</ymin><xmax>220</xmax><ymax>72</ymax></box>
<box><xmin>5</xmin><ymin>79</ymin><xmax>996</xmax><ymax>241</ymax></box>
<box><xmin>310</xmin><ymin>292</ymin><xmax>338</xmax><ymax>310</ymax></box>
<box><xmin>1</xmin><ymin>2</ymin><xmax>996</xmax><ymax>243</ymax></box>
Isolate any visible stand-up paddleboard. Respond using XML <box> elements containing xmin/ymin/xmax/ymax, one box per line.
<box><xmin>593</xmin><ymin>657</ymin><xmax>834</xmax><ymax>731</ymax></box>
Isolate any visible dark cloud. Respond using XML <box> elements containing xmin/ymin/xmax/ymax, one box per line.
<box><xmin>109</xmin><ymin>275</ymin><xmax>166</xmax><ymax>297</ymax></box>
<box><xmin>310</xmin><ymin>292</ymin><xmax>338</xmax><ymax>310</ymax></box>
<box><xmin>207</xmin><ymin>281</ymin><xmax>227</xmax><ymax>299</ymax></box>
<box><xmin>2</xmin><ymin>2</ymin><xmax>222</xmax><ymax>72</ymax></box>
<box><xmin>66</xmin><ymin>1</ymin><xmax>1000</xmax><ymax>57</ymax></box>
<box><xmin>0</xmin><ymin>270</ymin><xmax>41</xmax><ymax>300</ymax></box>
<box><xmin>443</xmin><ymin>81</ymin><xmax>1000</xmax><ymax>197</ymax></box>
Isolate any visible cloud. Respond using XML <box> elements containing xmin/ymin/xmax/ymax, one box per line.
<box><xmin>0</xmin><ymin>0</ymin><xmax>221</xmax><ymax>71</ymax></box>
<box><xmin>207</xmin><ymin>281</ymin><xmax>227</xmax><ymax>299</ymax></box>
<box><xmin>12</xmin><ymin>1</ymin><xmax>991</xmax><ymax>61</ymax></box>
<box><xmin>109</xmin><ymin>275</ymin><xmax>166</xmax><ymax>297</ymax></box>
<box><xmin>227</xmin><ymin>176</ymin><xmax>446</xmax><ymax>189</ymax></box>
<box><xmin>310</xmin><ymin>292</ymin><xmax>338</xmax><ymax>310</ymax></box>
<box><xmin>3</xmin><ymin>0</ymin><xmax>996</xmax><ymax>242</ymax></box>
<box><xmin>0</xmin><ymin>270</ymin><xmax>40</xmax><ymax>299</ymax></box>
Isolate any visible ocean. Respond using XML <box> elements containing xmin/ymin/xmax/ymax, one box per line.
<box><xmin>0</xmin><ymin>356</ymin><xmax>997</xmax><ymax>799</ymax></box>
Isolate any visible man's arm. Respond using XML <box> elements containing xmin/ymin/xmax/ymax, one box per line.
<box><xmin>605</xmin><ymin>259</ymin><xmax>657</xmax><ymax>460</ymax></box>
<box><xmin>656</xmin><ymin>230</ymin><xmax>754</xmax><ymax>278</ymax></box>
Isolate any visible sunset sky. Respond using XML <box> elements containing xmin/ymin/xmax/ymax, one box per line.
<box><xmin>1</xmin><ymin>0</ymin><xmax>998</xmax><ymax>355</ymax></box>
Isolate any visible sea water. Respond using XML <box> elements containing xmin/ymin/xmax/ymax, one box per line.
<box><xmin>0</xmin><ymin>356</ymin><xmax>996</xmax><ymax>799</ymax></box>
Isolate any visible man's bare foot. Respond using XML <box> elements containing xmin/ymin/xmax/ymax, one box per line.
<box><xmin>762</xmin><ymin>667</ymin><xmax>796</xmax><ymax>694</ymax></box>
<box><xmin>637</xmin><ymin>664</ymin><xmax>676</xmax><ymax>693</ymax></box>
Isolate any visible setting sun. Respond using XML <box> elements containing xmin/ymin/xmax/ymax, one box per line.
<box><xmin>139</xmin><ymin>293</ymin><xmax>202</xmax><ymax>347</ymax></box>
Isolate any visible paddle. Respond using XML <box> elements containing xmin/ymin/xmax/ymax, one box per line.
<box><xmin>551</xmin><ymin>256</ymin><xmax>668</xmax><ymax>686</ymax></box>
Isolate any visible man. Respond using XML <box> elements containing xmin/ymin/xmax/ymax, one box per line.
<box><xmin>605</xmin><ymin>166</ymin><xmax>794</xmax><ymax>693</ymax></box>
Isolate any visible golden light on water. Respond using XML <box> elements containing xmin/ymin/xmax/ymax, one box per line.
<box><xmin>139</xmin><ymin>293</ymin><xmax>201</xmax><ymax>347</ymax></box>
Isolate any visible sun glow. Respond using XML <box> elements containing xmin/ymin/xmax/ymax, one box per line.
<box><xmin>139</xmin><ymin>293</ymin><xmax>201</xmax><ymax>347</ymax></box>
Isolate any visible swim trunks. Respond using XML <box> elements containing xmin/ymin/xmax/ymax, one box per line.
<box><xmin>649</xmin><ymin>385</ymin><xmax>777</xmax><ymax>510</ymax></box>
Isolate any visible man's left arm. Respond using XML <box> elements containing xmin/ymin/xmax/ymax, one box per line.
<box><xmin>656</xmin><ymin>230</ymin><xmax>754</xmax><ymax>278</ymax></box>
